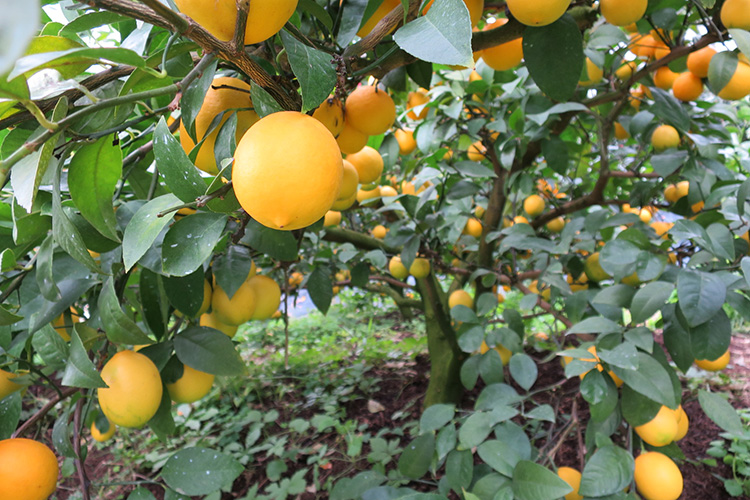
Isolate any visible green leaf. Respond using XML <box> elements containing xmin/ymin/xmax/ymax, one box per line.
<box><xmin>651</xmin><ymin>150</ymin><xmax>688</xmax><ymax>177</ymax></box>
<box><xmin>479</xmin><ymin>349</ymin><xmax>505</xmax><ymax>384</ymax></box>
<box><xmin>458</xmin><ymin>412</ymin><xmax>493</xmax><ymax>448</ymax></box>
<box><xmin>621</xmin><ymin>384</ymin><xmax>661</xmax><ymax>427</ymax></box>
<box><xmin>61</xmin><ymin>329</ymin><xmax>106</xmax><ymax>388</ymax></box>
<box><xmin>567</xmin><ymin>316</ymin><xmax>622</xmax><ymax>335</ymax></box>
<box><xmin>707</xmin><ymin>51</ymin><xmax>738</xmax><ymax>96</ymax></box>
<box><xmin>523</xmin><ymin>15</ymin><xmax>584</xmax><ymax>102</ymax></box>
<box><xmin>460</xmin><ymin>354</ymin><xmax>480</xmax><ymax>390</ymax></box>
<box><xmin>730</xmin><ymin>29</ymin><xmax>750</xmax><ymax>61</ymax></box>
<box><xmin>676</xmin><ymin>270</ymin><xmax>726</xmax><ymax>327</ymax></box>
<box><xmin>279</xmin><ymin>30</ymin><xmax>336</xmax><ymax>112</ymax></box>
<box><xmin>240</xmin><ymin>219</ymin><xmax>299</xmax><ymax>261</ymax></box>
<box><xmin>612</xmin><ymin>352</ymin><xmax>677</xmax><ymax>409</ymax></box>
<box><xmin>173</xmin><ymin>327</ymin><xmax>245</xmax><ymax>376</ymax></box>
<box><xmin>250</xmin><ymin>84</ymin><xmax>284</xmax><ymax>118</ymax></box>
<box><xmin>59</xmin><ymin>11</ymin><xmax>131</xmax><ymax>36</ymax></box>
<box><xmin>0</xmin><ymin>0</ymin><xmax>40</xmax><ymax>75</ymax></box>
<box><xmin>153</xmin><ymin>118</ymin><xmax>210</xmax><ymax>203</ymax></box>
<box><xmin>307</xmin><ymin>266</ymin><xmax>333</xmax><ymax>315</ymax></box>
<box><xmin>127</xmin><ymin>487</ymin><xmax>157</xmax><ymax>500</ymax></box>
<box><xmin>122</xmin><ymin>194</ymin><xmax>180</xmax><ymax>271</ymax></box>
<box><xmin>690</xmin><ymin>309</ymin><xmax>731</xmax><ymax>363</ymax></box>
<box><xmin>98</xmin><ymin>276</ymin><xmax>154</xmax><ymax>345</ymax></box>
<box><xmin>698</xmin><ymin>390</ymin><xmax>743</xmax><ymax>435</ymax></box>
<box><xmin>508</xmin><ymin>353</ymin><xmax>537</xmax><ymax>391</ymax></box>
<box><xmin>0</xmin><ymin>248</ymin><xmax>15</xmax><ymax>272</ymax></box>
<box><xmin>630</xmin><ymin>281</ymin><xmax>673</xmax><ymax>323</ymax></box>
<box><xmin>180</xmin><ymin>59</ymin><xmax>217</xmax><ymax>140</ymax></box>
<box><xmin>140</xmin><ymin>269</ymin><xmax>168</xmax><ymax>338</ymax></box>
<box><xmin>579</xmin><ymin>446</ymin><xmax>634</xmax><ymax>497</ymax></box>
<box><xmin>161</xmin><ymin>447</ymin><xmax>244</xmax><ymax>496</ymax></box>
<box><xmin>512</xmin><ymin>461</ymin><xmax>573</xmax><ymax>500</ymax></box>
<box><xmin>51</xmin><ymin>164</ymin><xmax>99</xmax><ymax>274</ymax></box>
<box><xmin>32</xmin><ymin>324</ymin><xmax>69</xmax><ymax>370</ymax></box>
<box><xmin>397</xmin><ymin>433</ymin><xmax>435</xmax><ymax>479</ymax></box>
<box><xmin>445</xmin><ymin>449</ymin><xmax>473</xmax><ymax>493</ymax></box>
<box><xmin>212</xmin><ymin>246</ymin><xmax>254</xmax><ymax>300</ymax></box>
<box><xmin>148</xmin><ymin>386</ymin><xmax>176</xmax><ymax>440</ymax></box>
<box><xmin>0</xmin><ymin>392</ymin><xmax>22</xmax><ymax>440</ymax></box>
<box><xmin>650</xmin><ymin>88</ymin><xmax>690</xmax><ymax>131</ymax></box>
<box><xmin>477</xmin><ymin>440</ymin><xmax>521</xmax><ymax>477</ymax></box>
<box><xmin>705</xmin><ymin>223</ymin><xmax>735</xmax><ymax>261</ymax></box>
<box><xmin>163</xmin><ymin>268</ymin><xmax>205</xmax><ymax>317</ymax></box>
<box><xmin>9</xmin><ymin>46</ymin><xmax>146</xmax><ymax>80</ymax></box>
<box><xmin>420</xmin><ymin>404</ymin><xmax>455</xmax><ymax>433</ymax></box>
<box><xmin>600</xmin><ymin>239</ymin><xmax>641</xmax><ymax>278</ymax></box>
<box><xmin>36</xmin><ymin>235</ymin><xmax>61</xmax><ymax>301</ymax></box>
<box><xmin>393</xmin><ymin>0</ymin><xmax>473</xmax><ymax>68</ymax></box>
<box><xmin>68</xmin><ymin>136</ymin><xmax>122</xmax><ymax>241</ymax></box>
<box><xmin>743</xmin><ymin>257</ymin><xmax>750</xmax><ymax>289</ymax></box>
<box><xmin>162</xmin><ymin>213</ymin><xmax>227</xmax><ymax>277</ymax></box>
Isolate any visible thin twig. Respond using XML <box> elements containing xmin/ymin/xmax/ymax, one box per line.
<box><xmin>12</xmin><ymin>387</ymin><xmax>79</xmax><ymax>438</ymax></box>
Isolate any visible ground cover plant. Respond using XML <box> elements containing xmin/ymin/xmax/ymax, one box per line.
<box><xmin>1</xmin><ymin>0</ymin><xmax>750</xmax><ymax>499</ymax></box>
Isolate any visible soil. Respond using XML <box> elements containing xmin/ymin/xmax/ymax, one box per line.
<box><xmin>53</xmin><ymin>332</ymin><xmax>749</xmax><ymax>500</ymax></box>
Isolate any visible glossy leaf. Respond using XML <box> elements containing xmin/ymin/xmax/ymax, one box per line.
<box><xmin>630</xmin><ymin>281</ymin><xmax>673</xmax><ymax>323</ymax></box>
<box><xmin>153</xmin><ymin>118</ymin><xmax>209</xmax><ymax>203</ymax></box>
<box><xmin>0</xmin><ymin>0</ymin><xmax>40</xmax><ymax>75</ymax></box>
<box><xmin>698</xmin><ymin>390</ymin><xmax>743</xmax><ymax>435</ymax></box>
<box><xmin>98</xmin><ymin>276</ymin><xmax>153</xmax><ymax>345</ymax></box>
<box><xmin>393</xmin><ymin>0</ymin><xmax>473</xmax><ymax>68</ymax></box>
<box><xmin>523</xmin><ymin>15</ymin><xmax>584</xmax><ymax>102</ymax></box>
<box><xmin>174</xmin><ymin>327</ymin><xmax>245</xmax><ymax>376</ymax></box>
<box><xmin>122</xmin><ymin>194</ymin><xmax>180</xmax><ymax>271</ymax></box>
<box><xmin>579</xmin><ymin>446</ymin><xmax>634</xmax><ymax>497</ymax></box>
<box><xmin>240</xmin><ymin>219</ymin><xmax>299</xmax><ymax>262</ymax></box>
<box><xmin>162</xmin><ymin>212</ymin><xmax>227</xmax><ymax>277</ymax></box>
<box><xmin>68</xmin><ymin>136</ymin><xmax>122</xmax><ymax>241</ymax></box>
<box><xmin>397</xmin><ymin>433</ymin><xmax>435</xmax><ymax>479</ymax></box>
<box><xmin>280</xmin><ymin>30</ymin><xmax>336</xmax><ymax>112</ymax></box>
<box><xmin>512</xmin><ymin>461</ymin><xmax>572</xmax><ymax>500</ymax></box>
<box><xmin>61</xmin><ymin>329</ymin><xmax>106</xmax><ymax>389</ymax></box>
<box><xmin>307</xmin><ymin>266</ymin><xmax>333</xmax><ymax>315</ymax></box>
<box><xmin>676</xmin><ymin>270</ymin><xmax>726</xmax><ymax>327</ymax></box>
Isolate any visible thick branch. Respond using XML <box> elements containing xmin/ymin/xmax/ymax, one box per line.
<box><xmin>85</xmin><ymin>0</ymin><xmax>299</xmax><ymax>110</ymax></box>
<box><xmin>323</xmin><ymin>227</ymin><xmax>399</xmax><ymax>254</ymax></box>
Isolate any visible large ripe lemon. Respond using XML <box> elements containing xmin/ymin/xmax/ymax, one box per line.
<box><xmin>600</xmin><ymin>0</ymin><xmax>648</xmax><ymax>26</ymax></box>
<box><xmin>634</xmin><ymin>451</ymin><xmax>683</xmax><ymax>500</ymax></box>
<box><xmin>464</xmin><ymin>218</ymin><xmax>483</xmax><ymax>237</ymax></box>
<box><xmin>557</xmin><ymin>466</ymin><xmax>583</xmax><ymax>500</ymax></box>
<box><xmin>97</xmin><ymin>350</ymin><xmax>163</xmax><ymax>428</ymax></box>
<box><xmin>211</xmin><ymin>279</ymin><xmax>257</xmax><ymax>326</ymax></box>
<box><xmin>389</xmin><ymin>256</ymin><xmax>409</xmax><ymax>280</ymax></box>
<box><xmin>506</xmin><ymin>0</ymin><xmax>571</xmax><ymax>26</ymax></box>
<box><xmin>0</xmin><ymin>438</ymin><xmax>59</xmax><ymax>500</ymax></box>
<box><xmin>523</xmin><ymin>194</ymin><xmax>545</xmax><ymax>217</ymax></box>
<box><xmin>345</xmin><ymin>85</ymin><xmax>396</xmax><ymax>136</ymax></box>
<box><xmin>406</xmin><ymin>90</ymin><xmax>430</xmax><ymax>120</ymax></box>
<box><xmin>547</xmin><ymin>216</ymin><xmax>565</xmax><ymax>233</ymax></box>
<box><xmin>409</xmin><ymin>258</ymin><xmax>431</xmax><ymax>278</ymax></box>
<box><xmin>394</xmin><ymin>128</ymin><xmax>417</xmax><ymax>155</ymax></box>
<box><xmin>449</xmin><ymin>290</ymin><xmax>474</xmax><ymax>309</ymax></box>
<box><xmin>346</xmin><ymin>146</ymin><xmax>384</xmax><ymax>184</ymax></box>
<box><xmin>180</xmin><ymin>77</ymin><xmax>259</xmax><ymax>174</ymax></box>
<box><xmin>635</xmin><ymin>405</ymin><xmax>679</xmax><ymax>447</ymax></box>
<box><xmin>480</xmin><ymin>18</ymin><xmax>523</xmax><ymax>71</ymax></box>
<box><xmin>233</xmin><ymin>111</ymin><xmax>343</xmax><ymax>231</ymax></box>
<box><xmin>166</xmin><ymin>364</ymin><xmax>215</xmax><ymax>404</ymax></box>
<box><xmin>247</xmin><ymin>275</ymin><xmax>281</xmax><ymax>320</ymax></box>
<box><xmin>721</xmin><ymin>0</ymin><xmax>750</xmax><ymax>30</ymax></box>
<box><xmin>174</xmin><ymin>0</ymin><xmax>298</xmax><ymax>44</ymax></box>
<box><xmin>584</xmin><ymin>252</ymin><xmax>611</xmax><ymax>282</ymax></box>
<box><xmin>687</xmin><ymin>47</ymin><xmax>716</xmax><ymax>78</ymax></box>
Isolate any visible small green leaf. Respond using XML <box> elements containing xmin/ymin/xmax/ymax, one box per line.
<box><xmin>398</xmin><ymin>433</ymin><xmax>435</xmax><ymax>479</ymax></box>
<box><xmin>140</xmin><ymin>269</ymin><xmax>168</xmax><ymax>338</ymax></box>
<box><xmin>149</xmin><ymin>388</ymin><xmax>176</xmax><ymax>440</ymax></box>
<box><xmin>512</xmin><ymin>461</ymin><xmax>573</xmax><ymax>500</ymax></box>
<box><xmin>127</xmin><ymin>487</ymin><xmax>157</xmax><ymax>500</ymax></box>
<box><xmin>212</xmin><ymin>245</ymin><xmax>254</xmax><ymax>300</ymax></box>
<box><xmin>180</xmin><ymin>59</ymin><xmax>217</xmax><ymax>140</ymax></box>
<box><xmin>477</xmin><ymin>440</ymin><xmax>521</xmax><ymax>477</ymax></box>
<box><xmin>173</xmin><ymin>327</ymin><xmax>245</xmax><ymax>376</ymax></box>
<box><xmin>36</xmin><ymin>235</ymin><xmax>61</xmax><ymax>301</ymax></box>
<box><xmin>163</xmin><ymin>268</ymin><xmax>206</xmax><ymax>317</ymax></box>
<box><xmin>68</xmin><ymin>136</ymin><xmax>122</xmax><ymax>241</ymax></box>
<box><xmin>10</xmin><ymin>46</ymin><xmax>146</xmax><ymax>80</ymax></box>
<box><xmin>280</xmin><ymin>30</ymin><xmax>336</xmax><ymax>112</ymax></box>
<box><xmin>612</xmin><ymin>352</ymin><xmax>677</xmax><ymax>409</ymax></box>
<box><xmin>458</xmin><ymin>412</ymin><xmax>493</xmax><ymax>448</ymax></box>
<box><xmin>445</xmin><ymin>449</ymin><xmax>473</xmax><ymax>493</ymax></box>
<box><xmin>161</xmin><ymin>212</ymin><xmax>227</xmax><ymax>277</ymax></box>
<box><xmin>420</xmin><ymin>404</ymin><xmax>455</xmax><ymax>433</ymax></box>
<box><xmin>122</xmin><ymin>193</ymin><xmax>180</xmax><ymax>271</ymax></box>
<box><xmin>98</xmin><ymin>276</ymin><xmax>153</xmax><ymax>345</ymax></box>
<box><xmin>567</xmin><ymin>316</ymin><xmax>622</xmax><ymax>335</ymax></box>
<box><xmin>0</xmin><ymin>392</ymin><xmax>22</xmax><ymax>440</ymax></box>
<box><xmin>707</xmin><ymin>50</ymin><xmax>738</xmax><ymax>96</ymax></box>
<box><xmin>61</xmin><ymin>329</ymin><xmax>106</xmax><ymax>389</ymax></box>
<box><xmin>509</xmin><ymin>353</ymin><xmax>537</xmax><ymax>391</ymax></box>
<box><xmin>240</xmin><ymin>219</ymin><xmax>299</xmax><ymax>261</ymax></box>
<box><xmin>393</xmin><ymin>0</ymin><xmax>473</xmax><ymax>68</ymax></box>
<box><xmin>523</xmin><ymin>15</ymin><xmax>584</xmax><ymax>102</ymax></box>
<box><xmin>698</xmin><ymin>390</ymin><xmax>743</xmax><ymax>435</ymax></box>
<box><xmin>307</xmin><ymin>266</ymin><xmax>333</xmax><ymax>315</ymax></box>
<box><xmin>161</xmin><ymin>447</ymin><xmax>244</xmax><ymax>496</ymax></box>
<box><xmin>250</xmin><ymin>84</ymin><xmax>284</xmax><ymax>118</ymax></box>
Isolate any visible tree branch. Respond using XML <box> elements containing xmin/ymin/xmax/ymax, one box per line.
<box><xmin>323</xmin><ymin>227</ymin><xmax>399</xmax><ymax>254</ymax></box>
<box><xmin>12</xmin><ymin>387</ymin><xmax>79</xmax><ymax>438</ymax></box>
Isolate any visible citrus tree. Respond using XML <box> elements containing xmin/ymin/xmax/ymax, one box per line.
<box><xmin>1</xmin><ymin>0</ymin><xmax>750</xmax><ymax>499</ymax></box>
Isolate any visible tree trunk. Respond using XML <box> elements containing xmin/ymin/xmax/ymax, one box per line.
<box><xmin>418</xmin><ymin>274</ymin><xmax>464</xmax><ymax>408</ymax></box>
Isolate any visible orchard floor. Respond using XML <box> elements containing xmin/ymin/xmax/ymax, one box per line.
<box><xmin>55</xmin><ymin>330</ymin><xmax>749</xmax><ymax>500</ymax></box>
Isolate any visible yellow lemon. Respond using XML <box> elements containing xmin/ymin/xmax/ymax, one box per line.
<box><xmin>0</xmin><ymin>438</ymin><xmax>59</xmax><ymax>500</ymax></box>
<box><xmin>98</xmin><ymin>350</ymin><xmax>163</xmax><ymax>428</ymax></box>
<box><xmin>166</xmin><ymin>364</ymin><xmax>215</xmax><ymax>404</ymax></box>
